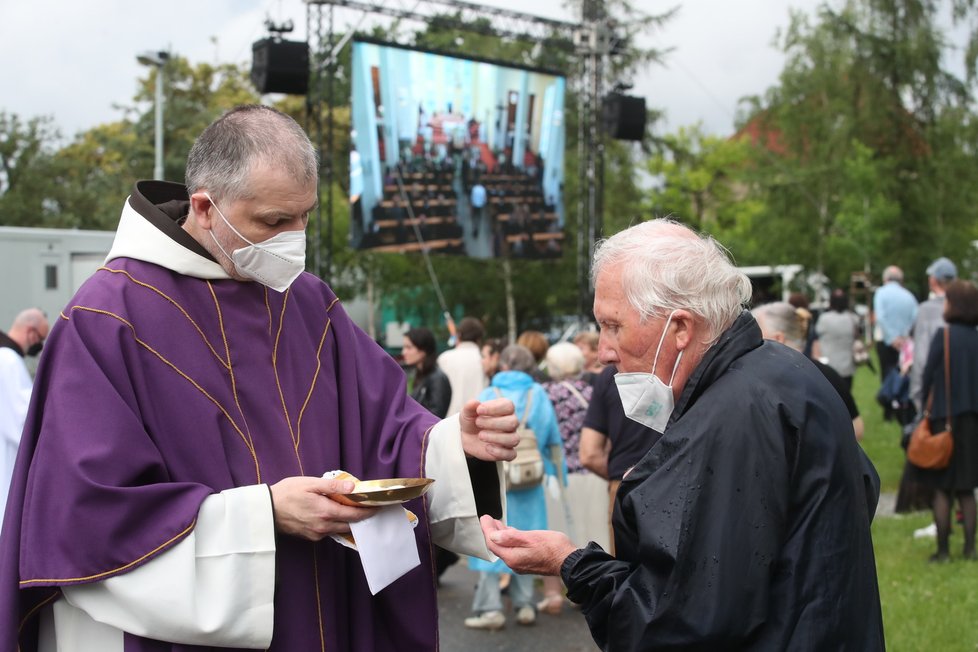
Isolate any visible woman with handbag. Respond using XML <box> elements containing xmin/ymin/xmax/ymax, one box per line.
<box><xmin>911</xmin><ymin>280</ymin><xmax>978</xmax><ymax>562</ymax></box>
<box><xmin>465</xmin><ymin>344</ymin><xmax>565</xmax><ymax>630</ymax></box>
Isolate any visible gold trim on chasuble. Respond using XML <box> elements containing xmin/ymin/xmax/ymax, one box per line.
<box><xmin>44</xmin><ymin>270</ymin><xmax>344</xmax><ymax>649</ymax></box>
<box><xmin>20</xmin><ymin>519</ymin><xmax>198</xmax><ymax>586</ymax></box>
<box><xmin>29</xmin><ymin>271</ymin><xmax>332</xmax><ymax>576</ymax></box>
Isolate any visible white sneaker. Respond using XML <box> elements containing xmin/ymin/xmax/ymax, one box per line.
<box><xmin>913</xmin><ymin>523</ymin><xmax>938</xmax><ymax>539</ymax></box>
<box><xmin>464</xmin><ymin>610</ymin><xmax>505</xmax><ymax>630</ymax></box>
<box><xmin>516</xmin><ymin>605</ymin><xmax>536</xmax><ymax>626</ymax></box>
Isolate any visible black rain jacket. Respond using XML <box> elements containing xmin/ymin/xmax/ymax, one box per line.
<box><xmin>562</xmin><ymin>312</ymin><xmax>884</xmax><ymax>651</ymax></box>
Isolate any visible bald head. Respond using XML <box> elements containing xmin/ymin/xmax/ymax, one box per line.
<box><xmin>882</xmin><ymin>266</ymin><xmax>903</xmax><ymax>283</ymax></box>
<box><xmin>752</xmin><ymin>302</ymin><xmax>807</xmax><ymax>352</ymax></box>
<box><xmin>8</xmin><ymin>308</ymin><xmax>49</xmax><ymax>354</ymax></box>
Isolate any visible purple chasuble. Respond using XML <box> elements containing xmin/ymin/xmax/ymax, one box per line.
<box><xmin>0</xmin><ymin>253</ymin><xmax>441</xmax><ymax>650</ymax></box>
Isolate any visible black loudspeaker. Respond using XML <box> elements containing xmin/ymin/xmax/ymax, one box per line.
<box><xmin>602</xmin><ymin>94</ymin><xmax>646</xmax><ymax>141</ymax></box>
<box><xmin>251</xmin><ymin>38</ymin><xmax>309</xmax><ymax>95</ymax></box>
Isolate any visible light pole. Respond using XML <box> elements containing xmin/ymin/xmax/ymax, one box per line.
<box><xmin>136</xmin><ymin>50</ymin><xmax>170</xmax><ymax>181</ymax></box>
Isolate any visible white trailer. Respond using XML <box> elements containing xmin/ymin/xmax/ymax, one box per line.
<box><xmin>0</xmin><ymin>226</ymin><xmax>115</xmax><ymax>330</ymax></box>
<box><xmin>740</xmin><ymin>264</ymin><xmax>807</xmax><ymax>305</ymax></box>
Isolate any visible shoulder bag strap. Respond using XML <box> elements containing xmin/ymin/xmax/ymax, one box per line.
<box><xmin>944</xmin><ymin>327</ymin><xmax>952</xmax><ymax>432</ymax></box>
<box><xmin>522</xmin><ymin>389</ymin><xmax>534</xmax><ymax>427</ymax></box>
<box><xmin>496</xmin><ymin>386</ymin><xmax>533</xmax><ymax>428</ymax></box>
<box><xmin>560</xmin><ymin>381</ymin><xmax>590</xmax><ymax>409</ymax></box>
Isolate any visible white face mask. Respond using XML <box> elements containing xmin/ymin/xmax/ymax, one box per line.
<box><xmin>614</xmin><ymin>310</ymin><xmax>684</xmax><ymax>432</ymax></box>
<box><xmin>205</xmin><ymin>193</ymin><xmax>306</xmax><ymax>293</ymax></box>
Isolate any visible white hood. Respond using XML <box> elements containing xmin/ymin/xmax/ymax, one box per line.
<box><xmin>105</xmin><ymin>197</ymin><xmax>229</xmax><ymax>280</ymax></box>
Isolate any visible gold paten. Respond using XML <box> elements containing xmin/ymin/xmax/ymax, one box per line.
<box><xmin>341</xmin><ymin>477</ymin><xmax>435</xmax><ymax>506</ymax></box>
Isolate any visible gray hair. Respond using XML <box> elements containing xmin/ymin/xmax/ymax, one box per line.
<box><xmin>499</xmin><ymin>344</ymin><xmax>537</xmax><ymax>373</ymax></box>
<box><xmin>591</xmin><ymin>219</ymin><xmax>752</xmax><ymax>344</ymax></box>
<box><xmin>752</xmin><ymin>301</ymin><xmax>807</xmax><ymax>352</ymax></box>
<box><xmin>882</xmin><ymin>265</ymin><xmax>903</xmax><ymax>283</ymax></box>
<box><xmin>545</xmin><ymin>341</ymin><xmax>584</xmax><ymax>381</ymax></box>
<box><xmin>185</xmin><ymin>105</ymin><xmax>318</xmax><ymax>202</ymax></box>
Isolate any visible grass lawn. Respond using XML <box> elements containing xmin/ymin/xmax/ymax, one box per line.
<box><xmin>872</xmin><ymin>513</ymin><xmax>978</xmax><ymax>651</ymax></box>
<box><xmin>851</xmin><ymin>357</ymin><xmax>978</xmax><ymax>650</ymax></box>
<box><xmin>853</xmin><ymin>360</ymin><xmax>905</xmax><ymax>493</ymax></box>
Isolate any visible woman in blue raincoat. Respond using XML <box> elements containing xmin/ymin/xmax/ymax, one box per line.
<box><xmin>464</xmin><ymin>344</ymin><xmax>565</xmax><ymax>630</ymax></box>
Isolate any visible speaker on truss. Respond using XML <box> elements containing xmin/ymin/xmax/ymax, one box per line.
<box><xmin>602</xmin><ymin>94</ymin><xmax>646</xmax><ymax>141</ymax></box>
<box><xmin>251</xmin><ymin>38</ymin><xmax>310</xmax><ymax>95</ymax></box>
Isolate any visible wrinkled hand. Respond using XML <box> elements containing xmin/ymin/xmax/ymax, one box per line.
<box><xmin>269</xmin><ymin>476</ymin><xmax>379</xmax><ymax>541</ymax></box>
<box><xmin>459</xmin><ymin>398</ymin><xmax>519</xmax><ymax>461</ymax></box>
<box><xmin>480</xmin><ymin>515</ymin><xmax>577</xmax><ymax>576</ymax></box>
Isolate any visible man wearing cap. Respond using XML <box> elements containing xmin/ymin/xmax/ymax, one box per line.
<box><xmin>910</xmin><ymin>257</ymin><xmax>957</xmax><ymax>412</ymax></box>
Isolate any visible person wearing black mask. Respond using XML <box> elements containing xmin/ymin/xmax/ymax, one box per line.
<box><xmin>0</xmin><ymin>308</ymin><xmax>48</xmax><ymax>359</ymax></box>
<box><xmin>0</xmin><ymin>307</ymin><xmax>49</xmax><ymax>528</ymax></box>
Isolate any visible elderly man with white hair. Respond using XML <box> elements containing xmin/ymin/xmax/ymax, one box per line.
<box><xmin>481</xmin><ymin>219</ymin><xmax>884</xmax><ymax>650</ymax></box>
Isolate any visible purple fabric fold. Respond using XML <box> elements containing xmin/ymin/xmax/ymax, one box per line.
<box><xmin>0</xmin><ymin>259</ymin><xmax>441</xmax><ymax>651</ymax></box>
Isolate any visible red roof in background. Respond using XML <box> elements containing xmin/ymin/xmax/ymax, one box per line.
<box><xmin>733</xmin><ymin>113</ymin><xmax>789</xmax><ymax>156</ymax></box>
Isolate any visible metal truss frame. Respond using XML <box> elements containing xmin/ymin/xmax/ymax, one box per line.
<box><xmin>305</xmin><ymin>0</ymin><xmax>609</xmax><ymax>318</ymax></box>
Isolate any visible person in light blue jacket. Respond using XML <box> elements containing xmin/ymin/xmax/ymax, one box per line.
<box><xmin>465</xmin><ymin>344</ymin><xmax>565</xmax><ymax>630</ymax></box>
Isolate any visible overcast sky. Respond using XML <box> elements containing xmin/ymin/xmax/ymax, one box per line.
<box><xmin>0</xmin><ymin>0</ymin><xmax>827</xmax><ymax>141</ymax></box>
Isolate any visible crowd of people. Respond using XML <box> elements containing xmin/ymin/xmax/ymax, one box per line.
<box><xmin>354</xmin><ymin>118</ymin><xmax>563</xmax><ymax>259</ymax></box>
<box><xmin>392</xmin><ymin>246</ymin><xmax>978</xmax><ymax>649</ymax></box>
<box><xmin>2</xmin><ymin>103</ymin><xmax>977</xmax><ymax>651</ymax></box>
<box><xmin>399</xmin><ymin>317</ymin><xmax>625</xmax><ymax>629</ymax></box>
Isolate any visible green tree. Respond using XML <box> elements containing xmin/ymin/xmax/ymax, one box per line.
<box><xmin>642</xmin><ymin>124</ymin><xmax>761</xmax><ymax>236</ymax></box>
<box><xmin>46</xmin><ymin>121</ymin><xmax>145</xmax><ymax>229</ymax></box>
<box><xmin>733</xmin><ymin>1</ymin><xmax>978</xmax><ymax>291</ymax></box>
<box><xmin>0</xmin><ymin>57</ymin><xmax>262</xmax><ymax>231</ymax></box>
<box><xmin>0</xmin><ymin>112</ymin><xmax>61</xmax><ymax>226</ymax></box>
<box><xmin>131</xmin><ymin>57</ymin><xmax>260</xmax><ymax>182</ymax></box>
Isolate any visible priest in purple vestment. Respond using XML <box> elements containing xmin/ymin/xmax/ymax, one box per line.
<box><xmin>0</xmin><ymin>105</ymin><xmax>518</xmax><ymax>652</ymax></box>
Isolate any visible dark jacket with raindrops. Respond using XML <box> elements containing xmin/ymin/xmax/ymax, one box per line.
<box><xmin>561</xmin><ymin>312</ymin><xmax>884</xmax><ymax>651</ymax></box>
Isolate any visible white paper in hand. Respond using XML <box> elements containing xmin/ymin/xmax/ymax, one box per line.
<box><xmin>349</xmin><ymin>505</ymin><xmax>421</xmax><ymax>595</ymax></box>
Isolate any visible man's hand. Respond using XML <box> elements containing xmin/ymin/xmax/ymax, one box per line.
<box><xmin>480</xmin><ymin>515</ymin><xmax>577</xmax><ymax>576</ymax></box>
<box><xmin>269</xmin><ymin>476</ymin><xmax>379</xmax><ymax>541</ymax></box>
<box><xmin>459</xmin><ymin>398</ymin><xmax>519</xmax><ymax>461</ymax></box>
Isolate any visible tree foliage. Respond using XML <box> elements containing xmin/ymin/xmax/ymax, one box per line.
<box><xmin>0</xmin><ymin>112</ymin><xmax>61</xmax><ymax>226</ymax></box>
<box><xmin>0</xmin><ymin>57</ymin><xmax>260</xmax><ymax>231</ymax></box>
<box><xmin>642</xmin><ymin>0</ymin><xmax>978</xmax><ymax>296</ymax></box>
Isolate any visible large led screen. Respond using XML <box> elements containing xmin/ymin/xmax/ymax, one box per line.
<box><xmin>350</xmin><ymin>38</ymin><xmax>566</xmax><ymax>259</ymax></box>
